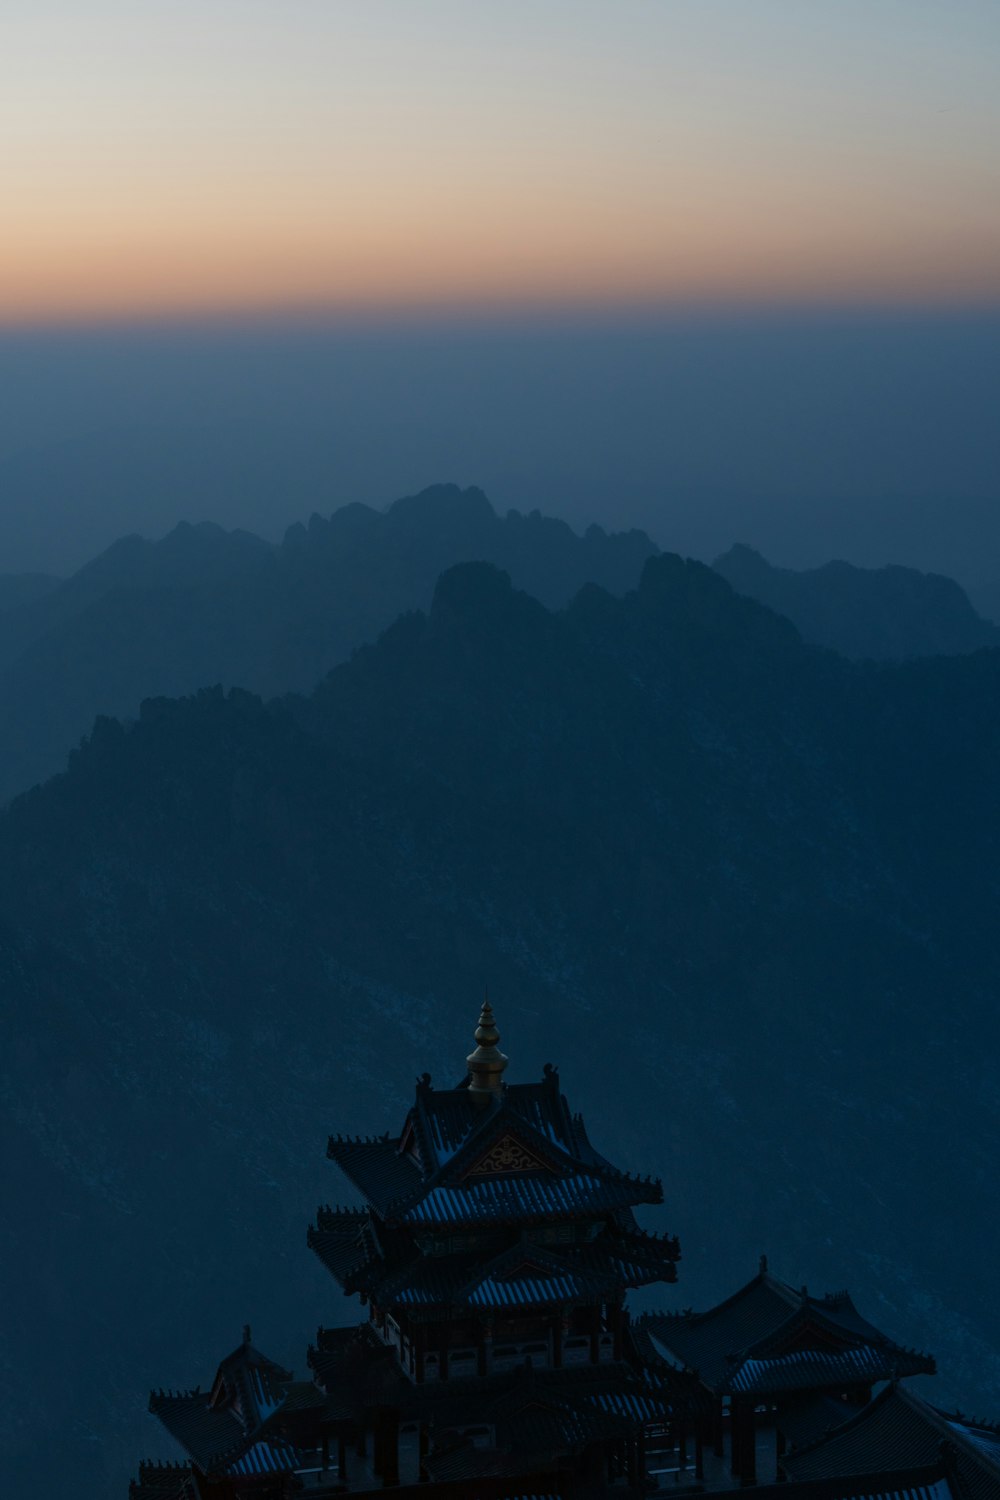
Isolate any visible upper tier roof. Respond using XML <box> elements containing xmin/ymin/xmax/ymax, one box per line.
<box><xmin>640</xmin><ymin>1268</ymin><xmax>934</xmax><ymax>1395</ymax></box>
<box><xmin>326</xmin><ymin>1063</ymin><xmax>663</xmax><ymax>1229</ymax></box>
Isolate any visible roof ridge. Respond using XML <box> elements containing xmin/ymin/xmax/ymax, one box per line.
<box><xmin>312</xmin><ymin>1203</ymin><xmax>368</xmax><ymax>1229</ymax></box>
<box><xmin>738</xmin><ymin>1302</ymin><xmax>876</xmax><ymax>1360</ymax></box>
<box><xmin>327</xmin><ymin>1131</ymin><xmax>394</xmax><ymax>1148</ymax></box>
<box><xmin>425</xmin><ymin>1102</ymin><xmax>568</xmax><ymax>1186</ymax></box>
<box><xmin>440</xmin><ymin>1106</ymin><xmax>661</xmax><ymax>1192</ymax></box>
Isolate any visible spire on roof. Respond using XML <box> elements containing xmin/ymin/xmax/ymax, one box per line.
<box><xmin>466</xmin><ymin>997</ymin><xmax>508</xmax><ymax>1104</ymax></box>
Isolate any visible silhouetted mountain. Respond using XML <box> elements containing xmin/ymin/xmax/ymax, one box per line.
<box><xmin>2</xmin><ymin>557</ymin><xmax>999</xmax><ymax>1497</ymax></box>
<box><xmin>0</xmin><ymin>571</ymin><xmax>61</xmax><ymax>613</ymax></box>
<box><xmin>0</xmin><ymin>486</ymin><xmax>656</xmax><ymax>803</ymax></box>
<box><xmin>714</xmin><ymin>543</ymin><xmax>1000</xmax><ymax>660</ymax></box>
<box><xmin>970</xmin><ymin>577</ymin><xmax>1000</xmax><ymax>627</ymax></box>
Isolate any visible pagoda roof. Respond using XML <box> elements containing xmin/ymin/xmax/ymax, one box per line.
<box><xmin>781</xmin><ymin>1382</ymin><xmax>1000</xmax><ymax>1500</ymax></box>
<box><xmin>408</xmin><ymin>1065</ymin><xmax>581</xmax><ymax>1169</ymax></box>
<box><xmin>307</xmin><ymin>1206</ymin><xmax>381</xmax><ymax>1293</ymax></box>
<box><xmin>149</xmin><ymin>1391</ymin><xmax>245</xmax><ymax>1472</ymax></box>
<box><xmin>326</xmin><ymin>1067</ymin><xmax>663</xmax><ymax>1230</ymax></box>
<box><xmin>148</xmin><ymin>1337</ymin><xmax>327</xmax><ymax>1478</ymax></box>
<box><xmin>206</xmin><ymin>1336</ymin><xmax>292</xmax><ymax>1423</ymax></box>
<box><xmin>639</xmin><ymin>1268</ymin><xmax>935</xmax><ymax>1394</ymax></box>
<box><xmin>314</xmin><ymin>1221</ymin><xmax>679</xmax><ymax>1311</ymax></box>
<box><xmin>149</xmin><ymin>1386</ymin><xmax>311</xmax><ymax>1478</ymax></box>
<box><xmin>128</xmin><ymin>1462</ymin><xmax>194</xmax><ymax>1500</ymax></box>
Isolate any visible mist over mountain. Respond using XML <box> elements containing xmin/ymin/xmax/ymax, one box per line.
<box><xmin>0</xmin><ymin>484</ymin><xmax>655</xmax><ymax>804</ymax></box>
<box><xmin>2</xmin><ymin>313</ymin><xmax>997</xmax><ymax>590</ymax></box>
<box><xmin>2</xmin><ymin>555</ymin><xmax>999</xmax><ymax>1497</ymax></box>
<box><xmin>0</xmin><ymin>572</ymin><xmax>61</xmax><ymax>614</ymax></box>
<box><xmin>713</xmin><ymin>544</ymin><xmax>1000</xmax><ymax>660</ymax></box>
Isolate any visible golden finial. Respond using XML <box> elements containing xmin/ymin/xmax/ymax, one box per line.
<box><xmin>466</xmin><ymin>997</ymin><xmax>508</xmax><ymax>1104</ymax></box>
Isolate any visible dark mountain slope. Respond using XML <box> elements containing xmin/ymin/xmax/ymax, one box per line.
<box><xmin>714</xmin><ymin>543</ymin><xmax>1000</xmax><ymax>660</ymax></box>
<box><xmin>0</xmin><ymin>486</ymin><xmax>655</xmax><ymax>805</ymax></box>
<box><xmin>2</xmin><ymin>558</ymin><xmax>1000</xmax><ymax>1497</ymax></box>
<box><xmin>0</xmin><ymin>572</ymin><xmax>61</xmax><ymax>613</ymax></box>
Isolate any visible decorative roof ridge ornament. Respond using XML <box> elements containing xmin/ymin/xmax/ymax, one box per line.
<box><xmin>466</xmin><ymin>995</ymin><xmax>509</xmax><ymax>1106</ymax></box>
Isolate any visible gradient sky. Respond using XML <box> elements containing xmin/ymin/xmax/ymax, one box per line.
<box><xmin>3</xmin><ymin>1</ymin><xmax>1000</xmax><ymax>322</ymax></box>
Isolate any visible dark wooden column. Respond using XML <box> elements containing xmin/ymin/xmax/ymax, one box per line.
<box><xmin>373</xmin><ymin>1405</ymin><xmax>400</xmax><ymax>1488</ymax></box>
<box><xmin>337</xmin><ymin>1433</ymin><xmax>347</xmax><ymax>1478</ymax></box>
<box><xmin>714</xmin><ymin>1397</ymin><xmax>726</xmax><ymax>1458</ymax></box>
<box><xmin>611</xmin><ymin>1298</ymin><xmax>624</xmax><ymax>1360</ymax></box>
<box><xmin>730</xmin><ymin>1398</ymin><xmax>741</xmax><ymax>1477</ymax></box>
<box><xmin>626</xmin><ymin>1434</ymin><xmax>640</xmax><ymax>1487</ymax></box>
<box><xmin>589</xmin><ymin>1303</ymin><xmax>601</xmax><ymax>1364</ymax></box>
<box><xmin>414</xmin><ymin>1326</ymin><xmax>425</xmax><ymax>1383</ymax></box>
<box><xmin>553</xmin><ymin>1310</ymin><xmax>565</xmax><ymax>1368</ymax></box>
<box><xmin>695</xmin><ymin>1421</ymin><xmax>705</xmax><ymax>1480</ymax></box>
<box><xmin>738</xmin><ymin>1400</ymin><xmax>757</xmax><ymax>1487</ymax></box>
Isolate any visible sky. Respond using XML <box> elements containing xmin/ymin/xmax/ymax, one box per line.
<box><xmin>0</xmin><ymin>3</ymin><xmax>997</xmax><ymax>592</ymax></box>
<box><xmin>2</xmin><ymin>1</ymin><xmax>1000</xmax><ymax>323</ymax></box>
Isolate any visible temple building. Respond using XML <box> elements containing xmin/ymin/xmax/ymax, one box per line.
<box><xmin>636</xmin><ymin>1262</ymin><xmax>936</xmax><ymax>1487</ymax></box>
<box><xmin>130</xmin><ymin>1003</ymin><xmax>1000</xmax><ymax>1499</ymax></box>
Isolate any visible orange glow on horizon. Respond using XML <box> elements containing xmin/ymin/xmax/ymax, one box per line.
<box><xmin>3</xmin><ymin>3</ymin><xmax>1000</xmax><ymax>327</ymax></box>
<box><xmin>4</xmin><ymin>211</ymin><xmax>1000</xmax><ymax>328</ymax></box>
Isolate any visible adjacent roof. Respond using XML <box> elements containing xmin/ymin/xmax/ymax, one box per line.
<box><xmin>640</xmin><ymin>1269</ymin><xmax>935</xmax><ymax>1395</ymax></box>
<box><xmin>708</xmin><ymin>1467</ymin><xmax>960</xmax><ymax>1500</ymax></box>
<box><xmin>148</xmin><ymin>1338</ymin><xmax>319</xmax><ymax>1479</ymax></box>
<box><xmin>778</xmin><ymin>1392</ymin><xmax>869</xmax><ymax>1451</ymax></box>
<box><xmin>148</xmin><ymin>1390</ymin><xmax>246</xmax><ymax>1472</ymax></box>
<box><xmin>781</xmin><ymin>1383</ymin><xmax>1000</xmax><ymax>1500</ymax></box>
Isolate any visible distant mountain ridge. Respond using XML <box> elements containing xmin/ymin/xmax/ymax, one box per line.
<box><xmin>713</xmin><ymin>543</ymin><xmax>1000</xmax><ymax>660</ymax></box>
<box><xmin>0</xmin><ymin>485</ymin><xmax>656</xmax><ymax>803</ymax></box>
<box><xmin>2</xmin><ymin>554</ymin><xmax>1000</xmax><ymax>1497</ymax></box>
<box><xmin>3</xmin><ymin>487</ymin><xmax>997</xmax><ymax>806</ymax></box>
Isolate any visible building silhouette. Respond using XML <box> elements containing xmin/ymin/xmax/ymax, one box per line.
<box><xmin>131</xmin><ymin>1005</ymin><xmax>1000</xmax><ymax>1498</ymax></box>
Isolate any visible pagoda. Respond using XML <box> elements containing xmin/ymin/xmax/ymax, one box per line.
<box><xmin>130</xmin><ymin>1000</ymin><xmax>992</xmax><ymax>1500</ymax></box>
<box><xmin>636</xmin><ymin>1262</ymin><xmax>936</xmax><ymax>1487</ymax></box>
<box><xmin>307</xmin><ymin>1000</ymin><xmax>687</xmax><ymax>1487</ymax></box>
<box><xmin>133</xmin><ymin>1002</ymin><xmax>691</xmax><ymax>1497</ymax></box>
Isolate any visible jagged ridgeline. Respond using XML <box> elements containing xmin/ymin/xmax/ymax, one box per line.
<box><xmin>0</xmin><ymin>484</ymin><xmax>655</xmax><ymax>804</ymax></box>
<box><xmin>2</xmin><ymin>552</ymin><xmax>1000</xmax><ymax>1497</ymax></box>
<box><xmin>713</xmin><ymin>544</ymin><xmax>1000</xmax><ymax>660</ymax></box>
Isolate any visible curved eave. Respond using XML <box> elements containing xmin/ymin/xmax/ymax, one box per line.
<box><xmin>725</xmin><ymin>1346</ymin><xmax>937</xmax><ymax>1396</ymax></box>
